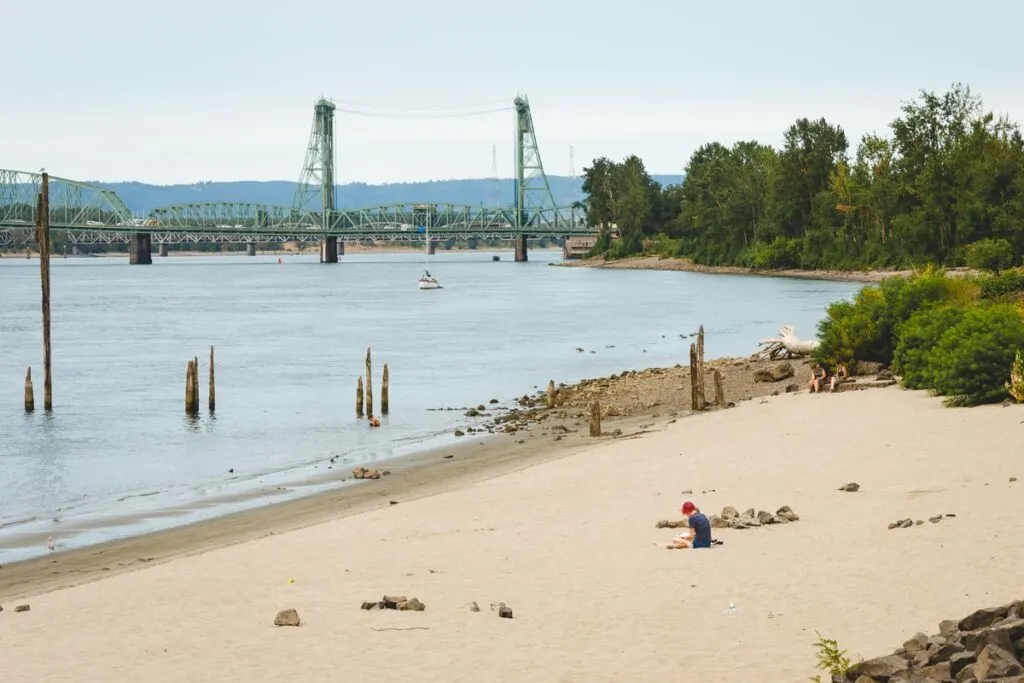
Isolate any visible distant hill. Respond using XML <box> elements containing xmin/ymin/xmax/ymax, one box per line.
<box><xmin>91</xmin><ymin>175</ymin><xmax>685</xmax><ymax>214</ymax></box>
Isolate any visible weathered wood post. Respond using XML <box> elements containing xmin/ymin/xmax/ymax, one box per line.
<box><xmin>365</xmin><ymin>347</ymin><xmax>374</xmax><ymax>418</ymax></box>
<box><xmin>712</xmin><ymin>368</ymin><xmax>725</xmax><ymax>407</ymax></box>
<box><xmin>589</xmin><ymin>399</ymin><xmax>602</xmax><ymax>437</ymax></box>
<box><xmin>696</xmin><ymin>325</ymin><xmax>706</xmax><ymax>410</ymax></box>
<box><xmin>192</xmin><ymin>356</ymin><xmax>200</xmax><ymax>411</ymax></box>
<box><xmin>381</xmin><ymin>364</ymin><xmax>389</xmax><ymax>415</ymax></box>
<box><xmin>356</xmin><ymin>376</ymin><xmax>364</xmax><ymax>417</ymax></box>
<box><xmin>546</xmin><ymin>380</ymin><xmax>556</xmax><ymax>408</ymax></box>
<box><xmin>208</xmin><ymin>346</ymin><xmax>216</xmax><ymax>412</ymax></box>
<box><xmin>24</xmin><ymin>366</ymin><xmax>34</xmax><ymax>412</ymax></box>
<box><xmin>37</xmin><ymin>174</ymin><xmax>53</xmax><ymax>411</ymax></box>
<box><xmin>185</xmin><ymin>359</ymin><xmax>195</xmax><ymax>413</ymax></box>
<box><xmin>689</xmin><ymin>344</ymin><xmax>701</xmax><ymax>412</ymax></box>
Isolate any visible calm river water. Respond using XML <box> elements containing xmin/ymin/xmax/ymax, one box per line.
<box><xmin>0</xmin><ymin>249</ymin><xmax>860</xmax><ymax>561</ymax></box>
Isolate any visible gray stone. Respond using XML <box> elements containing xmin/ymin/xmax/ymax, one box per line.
<box><xmin>948</xmin><ymin>650</ymin><xmax>976</xmax><ymax>678</ymax></box>
<box><xmin>960</xmin><ymin>605</ymin><xmax>1011</xmax><ymax>632</ymax></box>
<box><xmin>756</xmin><ymin>510</ymin><xmax>775</xmax><ymax>524</ymax></box>
<box><xmin>838</xmin><ymin>482</ymin><xmax>860</xmax><ymax>492</ymax></box>
<box><xmin>274</xmin><ymin>608</ymin><xmax>300</xmax><ymax>626</ymax></box>
<box><xmin>974</xmin><ymin>644</ymin><xmax>1023</xmax><ymax>680</ymax></box>
<box><xmin>721</xmin><ymin>506</ymin><xmax>739</xmax><ymax>520</ymax></box>
<box><xmin>14</xmin><ymin>604</ymin><xmax>29</xmax><ymax>613</ymax></box>
<box><xmin>846</xmin><ymin>654</ymin><xmax>909</xmax><ymax>679</ymax></box>
<box><xmin>398</xmin><ymin>598</ymin><xmax>425</xmax><ymax>612</ymax></box>
<box><xmin>776</xmin><ymin>506</ymin><xmax>799</xmax><ymax>522</ymax></box>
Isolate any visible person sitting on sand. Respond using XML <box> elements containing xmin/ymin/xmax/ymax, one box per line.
<box><xmin>808</xmin><ymin>364</ymin><xmax>828</xmax><ymax>393</ymax></box>
<box><xmin>662</xmin><ymin>501</ymin><xmax>712</xmax><ymax>549</ymax></box>
<box><xmin>829</xmin><ymin>362</ymin><xmax>849</xmax><ymax>392</ymax></box>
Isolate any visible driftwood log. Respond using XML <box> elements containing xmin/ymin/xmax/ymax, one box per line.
<box><xmin>754</xmin><ymin>325</ymin><xmax>820</xmax><ymax>360</ymax></box>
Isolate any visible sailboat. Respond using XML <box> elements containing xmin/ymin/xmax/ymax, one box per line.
<box><xmin>418</xmin><ymin>224</ymin><xmax>441</xmax><ymax>290</ymax></box>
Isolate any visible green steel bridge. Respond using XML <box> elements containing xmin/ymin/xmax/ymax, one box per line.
<box><xmin>0</xmin><ymin>95</ymin><xmax>594</xmax><ymax>261</ymax></box>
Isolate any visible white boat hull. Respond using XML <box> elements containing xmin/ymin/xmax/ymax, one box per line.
<box><xmin>418</xmin><ymin>279</ymin><xmax>441</xmax><ymax>290</ymax></box>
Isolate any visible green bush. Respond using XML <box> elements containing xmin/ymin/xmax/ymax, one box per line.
<box><xmin>975</xmin><ymin>268</ymin><xmax>1024</xmax><ymax>300</ymax></box>
<box><xmin>742</xmin><ymin>236</ymin><xmax>802</xmax><ymax>269</ymax></box>
<box><xmin>815</xmin><ymin>269</ymin><xmax>979</xmax><ymax>365</ymax></box>
<box><xmin>925</xmin><ymin>303</ymin><xmax>1024</xmax><ymax>405</ymax></box>
<box><xmin>965</xmin><ymin>238</ymin><xmax>1014</xmax><ymax>273</ymax></box>
<box><xmin>893</xmin><ymin>305</ymin><xmax>968</xmax><ymax>389</ymax></box>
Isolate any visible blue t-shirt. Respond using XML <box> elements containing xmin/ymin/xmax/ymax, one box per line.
<box><xmin>688</xmin><ymin>512</ymin><xmax>712</xmax><ymax>544</ymax></box>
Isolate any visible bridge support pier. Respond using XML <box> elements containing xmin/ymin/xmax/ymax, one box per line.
<box><xmin>428</xmin><ymin>240</ymin><xmax>436</xmax><ymax>256</ymax></box>
<box><xmin>129</xmin><ymin>233</ymin><xmax>152</xmax><ymax>265</ymax></box>
<box><xmin>337</xmin><ymin>240</ymin><xmax>345</xmax><ymax>256</ymax></box>
<box><xmin>246</xmin><ymin>242</ymin><xmax>256</xmax><ymax>256</ymax></box>
<box><xmin>158</xmin><ymin>242</ymin><xmax>168</xmax><ymax>257</ymax></box>
<box><xmin>514</xmin><ymin>235</ymin><xmax>528</xmax><ymax>262</ymax></box>
<box><xmin>467</xmin><ymin>236</ymin><xmax>478</xmax><ymax>250</ymax></box>
<box><xmin>320</xmin><ymin>236</ymin><xmax>338</xmax><ymax>263</ymax></box>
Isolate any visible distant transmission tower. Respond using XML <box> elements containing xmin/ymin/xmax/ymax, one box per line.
<box><xmin>294</xmin><ymin>97</ymin><xmax>336</xmax><ymax>221</ymax></box>
<box><xmin>489</xmin><ymin>144</ymin><xmax>499</xmax><ymax>207</ymax></box>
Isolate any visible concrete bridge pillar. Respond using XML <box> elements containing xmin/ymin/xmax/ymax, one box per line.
<box><xmin>337</xmin><ymin>240</ymin><xmax>345</xmax><ymax>256</ymax></box>
<box><xmin>320</xmin><ymin>236</ymin><xmax>338</xmax><ymax>263</ymax></box>
<box><xmin>246</xmin><ymin>241</ymin><xmax>256</xmax><ymax>256</ymax></box>
<box><xmin>158</xmin><ymin>242</ymin><xmax>169</xmax><ymax>257</ymax></box>
<box><xmin>129</xmin><ymin>233</ymin><xmax>152</xmax><ymax>265</ymax></box>
<box><xmin>514</xmin><ymin>235</ymin><xmax>528</xmax><ymax>262</ymax></box>
<box><xmin>428</xmin><ymin>239</ymin><xmax>436</xmax><ymax>256</ymax></box>
<box><xmin>467</xmin><ymin>236</ymin><xmax>478</xmax><ymax>250</ymax></box>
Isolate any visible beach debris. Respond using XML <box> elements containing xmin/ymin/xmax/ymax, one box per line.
<box><xmin>724</xmin><ymin>601</ymin><xmax>738</xmax><ymax>615</ymax></box>
<box><xmin>352</xmin><ymin>467</ymin><xmax>382</xmax><ymax>480</ymax></box>
<box><xmin>752</xmin><ymin>362</ymin><xmax>795</xmax><ymax>383</ymax></box>
<box><xmin>14</xmin><ymin>604</ymin><xmax>29</xmax><ymax>613</ymax></box>
<box><xmin>490</xmin><ymin>601</ymin><xmax>513</xmax><ymax>619</ymax></box>
<box><xmin>362</xmin><ymin>595</ymin><xmax>426</xmax><ymax>612</ymax></box>
<box><xmin>274</xmin><ymin>608</ymin><xmax>300</xmax><ymax>626</ymax></box>
<box><xmin>753</xmin><ymin>325</ymin><xmax>819</xmax><ymax>360</ymax></box>
<box><xmin>844</xmin><ymin>600</ymin><xmax>1024</xmax><ymax>682</ymax></box>
<box><xmin>47</xmin><ymin>535</ymin><xmax>55</xmax><ymax>551</ymax></box>
<box><xmin>838</xmin><ymin>482</ymin><xmax>860</xmax><ymax>492</ymax></box>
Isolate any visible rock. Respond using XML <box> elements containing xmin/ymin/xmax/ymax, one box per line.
<box><xmin>274</xmin><ymin>608</ymin><xmax>300</xmax><ymax>626</ymax></box>
<box><xmin>352</xmin><ymin>467</ymin><xmax>381</xmax><ymax>480</ymax></box>
<box><xmin>14</xmin><ymin>604</ymin><xmax>29</xmax><ymax>613</ymax></box>
<box><xmin>489</xmin><ymin>398</ymin><xmax>499</xmax><ymax>404</ymax></box>
<box><xmin>465</xmin><ymin>409</ymin><xmax>480</xmax><ymax>417</ymax></box>
<box><xmin>454</xmin><ymin>429</ymin><xmax>465</xmax><ymax>437</ymax></box>
<box><xmin>877</xmin><ymin>368</ymin><xmax>894</xmax><ymax>380</ymax></box>
<box><xmin>756</xmin><ymin>510</ymin><xmax>775</xmax><ymax>525</ymax></box>
<box><xmin>467</xmin><ymin>601</ymin><xmax>481</xmax><ymax>612</ymax></box>
<box><xmin>948</xmin><ymin>650</ymin><xmax>976</xmax><ymax>678</ymax></box>
<box><xmin>498</xmin><ymin>604</ymin><xmax>513</xmax><ymax>619</ymax></box>
<box><xmin>398</xmin><ymin>598</ymin><xmax>426</xmax><ymax>612</ymax></box>
<box><xmin>929</xmin><ymin>514</ymin><xmax>943</xmax><ymax>523</ymax></box>
<box><xmin>838</xmin><ymin>482</ymin><xmax>860</xmax><ymax>492</ymax></box>
<box><xmin>917</xmin><ymin>661</ymin><xmax>951</xmax><ymax>680</ymax></box>
<box><xmin>854</xmin><ymin>360</ymin><xmax>884</xmax><ymax>376</ymax></box>
<box><xmin>785</xmin><ymin>383</ymin><xmax>800</xmax><ymax>393</ymax></box>
<box><xmin>903</xmin><ymin>632</ymin><xmax>930</xmax><ymax>653</ymax></box>
<box><xmin>361</xmin><ymin>601</ymin><xmax>380</xmax><ymax>610</ymax></box>
<box><xmin>939</xmin><ymin>619</ymin><xmax>960</xmax><ymax>637</ymax></box>
<box><xmin>846</xmin><ymin>655</ymin><xmax>909</xmax><ymax>679</ymax></box>
<box><xmin>709</xmin><ymin>514</ymin><xmax>728</xmax><ymax>529</ymax></box>
<box><xmin>382</xmin><ymin>595</ymin><xmax>408</xmax><ymax>609</ymax></box>
<box><xmin>975</xmin><ymin>643</ymin><xmax>1023</xmax><ymax>679</ymax></box>
<box><xmin>753</xmin><ymin>363</ymin><xmax>795</xmax><ymax>383</ymax></box>
<box><xmin>960</xmin><ymin>605</ymin><xmax>1012</xmax><ymax>632</ymax></box>
<box><xmin>721</xmin><ymin>506</ymin><xmax>739</xmax><ymax>520</ymax></box>
<box><xmin>776</xmin><ymin>506</ymin><xmax>799</xmax><ymax>522</ymax></box>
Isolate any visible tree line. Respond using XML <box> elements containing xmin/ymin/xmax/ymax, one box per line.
<box><xmin>579</xmin><ymin>84</ymin><xmax>1024</xmax><ymax>271</ymax></box>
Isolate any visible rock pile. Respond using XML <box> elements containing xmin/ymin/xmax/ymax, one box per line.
<box><xmin>361</xmin><ymin>595</ymin><xmax>426</xmax><ymax>612</ymax></box>
<box><xmin>655</xmin><ymin>505</ymin><xmax>800</xmax><ymax>531</ymax></box>
<box><xmin>837</xmin><ymin>599</ymin><xmax>1024</xmax><ymax>682</ymax></box>
<box><xmin>352</xmin><ymin>467</ymin><xmax>390</xmax><ymax>480</ymax></box>
<box><xmin>889</xmin><ymin>514</ymin><xmax>953</xmax><ymax>529</ymax></box>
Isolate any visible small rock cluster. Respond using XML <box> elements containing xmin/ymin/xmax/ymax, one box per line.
<box><xmin>352</xmin><ymin>467</ymin><xmax>390</xmax><ymax>480</ymax></box>
<box><xmin>0</xmin><ymin>603</ymin><xmax>30</xmax><ymax>614</ymax></box>
<box><xmin>360</xmin><ymin>595</ymin><xmax>426</xmax><ymax>612</ymax></box>
<box><xmin>837</xmin><ymin>599</ymin><xmax>1024</xmax><ymax>682</ymax></box>
<box><xmin>839</xmin><ymin>482</ymin><xmax>860</xmax><ymax>492</ymax></box>
<box><xmin>889</xmin><ymin>514</ymin><xmax>954</xmax><ymax>529</ymax></box>
<box><xmin>656</xmin><ymin>505</ymin><xmax>799</xmax><ymax>530</ymax></box>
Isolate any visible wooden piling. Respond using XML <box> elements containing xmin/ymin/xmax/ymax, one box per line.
<box><xmin>208</xmin><ymin>346</ymin><xmax>216</xmax><ymax>412</ymax></box>
<box><xmin>356</xmin><ymin>376</ymin><xmax>364</xmax><ymax>417</ymax></box>
<box><xmin>712</xmin><ymin>368</ymin><xmax>725</xmax><ymax>407</ymax></box>
<box><xmin>24</xmin><ymin>366</ymin><xmax>34</xmax><ymax>412</ymax></box>
<box><xmin>546</xmin><ymin>380</ymin><xmax>556</xmax><ymax>408</ymax></box>
<box><xmin>192</xmin><ymin>356</ymin><xmax>200</xmax><ymax>412</ymax></box>
<box><xmin>589</xmin><ymin>399</ymin><xmax>602</xmax><ymax>437</ymax></box>
<box><xmin>185</xmin><ymin>360</ymin><xmax>195</xmax><ymax>413</ymax></box>
<box><xmin>37</xmin><ymin>174</ymin><xmax>53</xmax><ymax>411</ymax></box>
<box><xmin>689</xmin><ymin>344</ymin><xmax>699</xmax><ymax>412</ymax></box>
<box><xmin>695</xmin><ymin>325</ymin><xmax>706</xmax><ymax>410</ymax></box>
<box><xmin>365</xmin><ymin>347</ymin><xmax>374</xmax><ymax>418</ymax></box>
<box><xmin>381</xmin><ymin>364</ymin><xmax>389</xmax><ymax>416</ymax></box>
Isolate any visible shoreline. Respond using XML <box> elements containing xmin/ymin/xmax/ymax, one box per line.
<box><xmin>2</xmin><ymin>383</ymin><xmax>1021</xmax><ymax>680</ymax></box>
<box><xmin>552</xmin><ymin>255</ymin><xmax>977</xmax><ymax>283</ymax></box>
<box><xmin>0</xmin><ymin>354</ymin><xmax>824</xmax><ymax>601</ymax></box>
<box><xmin>2</xmin><ymin>245</ymin><xmax>537</xmax><ymax>259</ymax></box>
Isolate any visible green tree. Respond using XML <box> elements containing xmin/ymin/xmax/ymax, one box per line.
<box><xmin>965</xmin><ymin>238</ymin><xmax>1014</xmax><ymax>272</ymax></box>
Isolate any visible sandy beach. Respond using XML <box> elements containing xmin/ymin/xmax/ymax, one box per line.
<box><xmin>1</xmin><ymin>386</ymin><xmax>1021</xmax><ymax>681</ymax></box>
<box><xmin>553</xmin><ymin>255</ymin><xmax>979</xmax><ymax>284</ymax></box>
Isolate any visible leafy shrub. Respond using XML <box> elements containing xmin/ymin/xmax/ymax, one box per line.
<box><xmin>965</xmin><ymin>238</ymin><xmax>1014</xmax><ymax>273</ymax></box>
<box><xmin>975</xmin><ymin>268</ymin><xmax>1024</xmax><ymax>300</ymax></box>
<box><xmin>743</xmin><ymin>236</ymin><xmax>802</xmax><ymax>269</ymax></box>
<box><xmin>925</xmin><ymin>303</ymin><xmax>1024</xmax><ymax>405</ymax></box>
<box><xmin>815</xmin><ymin>269</ymin><xmax>979</xmax><ymax>365</ymax></box>
<box><xmin>810</xmin><ymin>631</ymin><xmax>852</xmax><ymax>681</ymax></box>
<box><xmin>893</xmin><ymin>305</ymin><xmax>968</xmax><ymax>389</ymax></box>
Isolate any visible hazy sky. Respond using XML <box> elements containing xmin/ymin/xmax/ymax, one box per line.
<box><xmin>3</xmin><ymin>0</ymin><xmax>1023</xmax><ymax>185</ymax></box>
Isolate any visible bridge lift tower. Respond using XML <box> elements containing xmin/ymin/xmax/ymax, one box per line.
<box><xmin>294</xmin><ymin>98</ymin><xmax>339</xmax><ymax>262</ymax></box>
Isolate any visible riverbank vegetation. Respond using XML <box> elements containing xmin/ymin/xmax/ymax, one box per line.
<box><xmin>813</xmin><ymin>267</ymin><xmax>1024</xmax><ymax>405</ymax></box>
<box><xmin>580</xmin><ymin>84</ymin><xmax>1024</xmax><ymax>271</ymax></box>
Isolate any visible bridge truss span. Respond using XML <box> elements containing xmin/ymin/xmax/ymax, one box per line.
<box><xmin>0</xmin><ymin>169</ymin><xmax>134</xmax><ymax>229</ymax></box>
